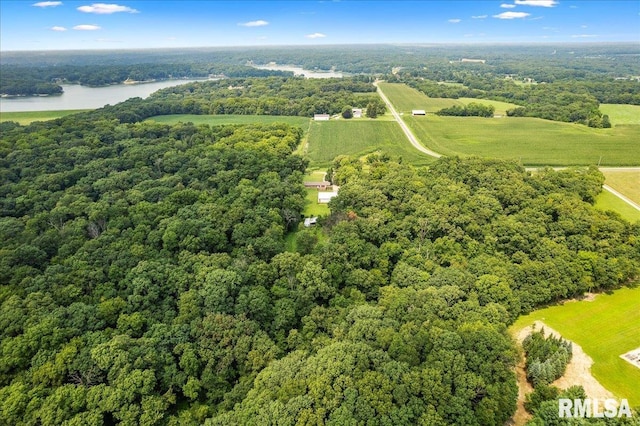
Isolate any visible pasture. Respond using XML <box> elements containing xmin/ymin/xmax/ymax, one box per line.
<box><xmin>404</xmin><ymin>115</ymin><xmax>640</xmax><ymax>166</ymax></box>
<box><xmin>0</xmin><ymin>109</ymin><xmax>89</xmax><ymax>125</ymax></box>
<box><xmin>147</xmin><ymin>114</ymin><xmax>311</xmax><ymax>127</ymax></box>
<box><xmin>306</xmin><ymin>120</ymin><xmax>433</xmax><ymax>166</ymax></box>
<box><xmin>511</xmin><ymin>286</ymin><xmax>640</xmax><ymax>406</ymax></box>
<box><xmin>600</xmin><ymin>104</ymin><xmax>640</xmax><ymax>126</ymax></box>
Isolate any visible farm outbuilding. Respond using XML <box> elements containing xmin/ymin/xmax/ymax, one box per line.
<box><xmin>314</xmin><ymin>114</ymin><xmax>330</xmax><ymax>121</ymax></box>
<box><xmin>412</xmin><ymin>110</ymin><xmax>426</xmax><ymax>116</ymax></box>
<box><xmin>318</xmin><ymin>191</ymin><xmax>338</xmax><ymax>203</ymax></box>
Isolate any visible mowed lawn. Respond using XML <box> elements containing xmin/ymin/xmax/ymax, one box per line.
<box><xmin>147</xmin><ymin>114</ymin><xmax>311</xmax><ymax>127</ymax></box>
<box><xmin>404</xmin><ymin>115</ymin><xmax>640</xmax><ymax>166</ymax></box>
<box><xmin>511</xmin><ymin>286</ymin><xmax>640</xmax><ymax>406</ymax></box>
<box><xmin>0</xmin><ymin>109</ymin><xmax>89</xmax><ymax>125</ymax></box>
<box><xmin>595</xmin><ymin>191</ymin><xmax>640</xmax><ymax>223</ymax></box>
<box><xmin>601</xmin><ymin>104</ymin><xmax>640</xmax><ymax>126</ymax></box>
<box><xmin>307</xmin><ymin>120</ymin><xmax>434</xmax><ymax>166</ymax></box>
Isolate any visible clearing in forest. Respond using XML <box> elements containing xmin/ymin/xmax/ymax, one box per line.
<box><xmin>600</xmin><ymin>104</ymin><xmax>640</xmax><ymax>125</ymax></box>
<box><xmin>510</xmin><ymin>286</ymin><xmax>640</xmax><ymax>406</ymax></box>
<box><xmin>306</xmin><ymin>120</ymin><xmax>433</xmax><ymax>166</ymax></box>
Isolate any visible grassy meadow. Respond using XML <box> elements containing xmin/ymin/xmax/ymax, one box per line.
<box><xmin>0</xmin><ymin>109</ymin><xmax>89</xmax><ymax>125</ymax></box>
<box><xmin>511</xmin><ymin>286</ymin><xmax>640</xmax><ymax>406</ymax></box>
<box><xmin>602</xmin><ymin>171</ymin><xmax>640</xmax><ymax>204</ymax></box>
<box><xmin>147</xmin><ymin>114</ymin><xmax>311</xmax><ymax>127</ymax></box>
<box><xmin>306</xmin><ymin>120</ymin><xmax>434</xmax><ymax>166</ymax></box>
<box><xmin>378</xmin><ymin>83</ymin><xmax>520</xmax><ymax>115</ymax></box>
<box><xmin>595</xmin><ymin>191</ymin><xmax>640</xmax><ymax>223</ymax></box>
<box><xmin>404</xmin><ymin>115</ymin><xmax>640</xmax><ymax>166</ymax></box>
<box><xmin>600</xmin><ymin>104</ymin><xmax>640</xmax><ymax>126</ymax></box>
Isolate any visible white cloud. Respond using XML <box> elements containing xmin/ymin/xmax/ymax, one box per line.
<box><xmin>494</xmin><ymin>11</ymin><xmax>531</xmax><ymax>19</ymax></box>
<box><xmin>448</xmin><ymin>19</ymin><xmax>461</xmax><ymax>23</ymax></box>
<box><xmin>305</xmin><ymin>32</ymin><xmax>326</xmax><ymax>39</ymax></box>
<box><xmin>50</xmin><ymin>26</ymin><xmax>67</xmax><ymax>31</ymax></box>
<box><xmin>73</xmin><ymin>24</ymin><xmax>101</xmax><ymax>30</ymax></box>
<box><xmin>581</xmin><ymin>25</ymin><xmax>588</xmax><ymax>28</ymax></box>
<box><xmin>500</xmin><ymin>4</ymin><xmax>516</xmax><ymax>8</ymax></box>
<box><xmin>77</xmin><ymin>3</ymin><xmax>138</xmax><ymax>14</ymax></box>
<box><xmin>33</xmin><ymin>1</ymin><xmax>62</xmax><ymax>7</ymax></box>
<box><xmin>571</xmin><ymin>34</ymin><xmax>598</xmax><ymax>38</ymax></box>
<box><xmin>515</xmin><ymin>0</ymin><xmax>557</xmax><ymax>6</ymax></box>
<box><xmin>472</xmin><ymin>15</ymin><xmax>488</xmax><ymax>19</ymax></box>
<box><xmin>239</xmin><ymin>20</ymin><xmax>269</xmax><ymax>27</ymax></box>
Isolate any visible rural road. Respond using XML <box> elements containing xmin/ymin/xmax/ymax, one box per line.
<box><xmin>603</xmin><ymin>184</ymin><xmax>640</xmax><ymax>211</ymax></box>
<box><xmin>374</xmin><ymin>81</ymin><xmax>441</xmax><ymax>158</ymax></box>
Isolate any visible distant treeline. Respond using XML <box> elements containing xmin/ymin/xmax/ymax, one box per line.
<box><xmin>80</xmin><ymin>76</ymin><xmax>384</xmax><ymax>122</ymax></box>
<box><xmin>0</xmin><ymin>64</ymin><xmax>292</xmax><ymax>95</ymax></box>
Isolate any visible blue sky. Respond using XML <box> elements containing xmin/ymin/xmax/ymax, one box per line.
<box><xmin>1</xmin><ymin>0</ymin><xmax>638</xmax><ymax>51</ymax></box>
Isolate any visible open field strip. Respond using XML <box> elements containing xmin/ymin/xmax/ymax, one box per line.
<box><xmin>377</xmin><ymin>82</ymin><xmax>461</xmax><ymax>113</ymax></box>
<box><xmin>147</xmin><ymin>114</ymin><xmax>311</xmax><ymax>127</ymax></box>
<box><xmin>595</xmin><ymin>190</ymin><xmax>640</xmax><ymax>223</ymax></box>
<box><xmin>511</xmin><ymin>286</ymin><xmax>640</xmax><ymax>406</ymax></box>
<box><xmin>0</xmin><ymin>109</ymin><xmax>89</xmax><ymax>124</ymax></box>
<box><xmin>601</xmin><ymin>104</ymin><xmax>640</xmax><ymax>125</ymax></box>
<box><xmin>404</xmin><ymin>115</ymin><xmax>640</xmax><ymax>166</ymax></box>
<box><xmin>306</xmin><ymin>120</ymin><xmax>434</xmax><ymax>166</ymax></box>
<box><xmin>601</xmin><ymin>170</ymin><xmax>640</xmax><ymax>205</ymax></box>
<box><xmin>457</xmin><ymin>97</ymin><xmax>521</xmax><ymax>116</ymax></box>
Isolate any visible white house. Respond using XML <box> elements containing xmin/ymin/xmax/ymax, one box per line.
<box><xmin>318</xmin><ymin>191</ymin><xmax>338</xmax><ymax>203</ymax></box>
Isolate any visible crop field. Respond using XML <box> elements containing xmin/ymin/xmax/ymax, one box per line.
<box><xmin>404</xmin><ymin>115</ymin><xmax>640</xmax><ymax>166</ymax></box>
<box><xmin>595</xmin><ymin>191</ymin><xmax>640</xmax><ymax>223</ymax></box>
<box><xmin>378</xmin><ymin>83</ymin><xmax>520</xmax><ymax>115</ymax></box>
<box><xmin>306</xmin><ymin>120</ymin><xmax>433</xmax><ymax>166</ymax></box>
<box><xmin>147</xmin><ymin>114</ymin><xmax>311</xmax><ymax>127</ymax></box>
<box><xmin>0</xmin><ymin>109</ymin><xmax>89</xmax><ymax>124</ymax></box>
<box><xmin>600</xmin><ymin>104</ymin><xmax>640</xmax><ymax>125</ymax></box>
<box><xmin>511</xmin><ymin>286</ymin><xmax>640</xmax><ymax>406</ymax></box>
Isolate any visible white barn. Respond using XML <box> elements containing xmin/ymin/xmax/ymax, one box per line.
<box><xmin>314</xmin><ymin>114</ymin><xmax>330</xmax><ymax>121</ymax></box>
<box><xmin>412</xmin><ymin>110</ymin><xmax>426</xmax><ymax>116</ymax></box>
<box><xmin>318</xmin><ymin>191</ymin><xmax>338</xmax><ymax>203</ymax></box>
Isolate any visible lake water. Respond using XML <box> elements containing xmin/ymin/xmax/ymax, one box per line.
<box><xmin>0</xmin><ymin>79</ymin><xmax>204</xmax><ymax>113</ymax></box>
<box><xmin>251</xmin><ymin>64</ymin><xmax>344</xmax><ymax>79</ymax></box>
<box><xmin>0</xmin><ymin>66</ymin><xmax>343</xmax><ymax>113</ymax></box>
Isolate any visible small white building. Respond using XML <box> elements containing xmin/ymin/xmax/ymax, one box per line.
<box><xmin>318</xmin><ymin>191</ymin><xmax>338</xmax><ymax>204</ymax></box>
<box><xmin>314</xmin><ymin>114</ymin><xmax>330</xmax><ymax>121</ymax></box>
<box><xmin>304</xmin><ymin>217</ymin><xmax>318</xmax><ymax>227</ymax></box>
<box><xmin>352</xmin><ymin>108</ymin><xmax>363</xmax><ymax>118</ymax></box>
<box><xmin>412</xmin><ymin>110</ymin><xmax>426</xmax><ymax>116</ymax></box>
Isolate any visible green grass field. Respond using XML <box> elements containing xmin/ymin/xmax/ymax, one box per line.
<box><xmin>595</xmin><ymin>191</ymin><xmax>640</xmax><ymax>223</ymax></box>
<box><xmin>601</xmin><ymin>104</ymin><xmax>640</xmax><ymax>126</ymax></box>
<box><xmin>511</xmin><ymin>286</ymin><xmax>640</xmax><ymax>406</ymax></box>
<box><xmin>147</xmin><ymin>114</ymin><xmax>311</xmax><ymax>127</ymax></box>
<box><xmin>306</xmin><ymin>120</ymin><xmax>434</xmax><ymax>166</ymax></box>
<box><xmin>378</xmin><ymin>83</ymin><xmax>520</xmax><ymax>115</ymax></box>
<box><xmin>602</xmin><ymin>171</ymin><xmax>640</xmax><ymax>205</ymax></box>
<box><xmin>0</xmin><ymin>109</ymin><xmax>89</xmax><ymax>125</ymax></box>
<box><xmin>304</xmin><ymin>188</ymin><xmax>330</xmax><ymax>217</ymax></box>
<box><xmin>404</xmin><ymin>115</ymin><xmax>640</xmax><ymax>166</ymax></box>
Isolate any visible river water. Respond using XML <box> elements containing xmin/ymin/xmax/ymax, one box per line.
<box><xmin>0</xmin><ymin>79</ymin><xmax>204</xmax><ymax>113</ymax></box>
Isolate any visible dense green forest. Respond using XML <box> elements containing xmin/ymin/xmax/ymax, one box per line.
<box><xmin>70</xmin><ymin>76</ymin><xmax>383</xmax><ymax>122</ymax></box>
<box><xmin>1</xmin><ymin>95</ymin><xmax>639</xmax><ymax>423</ymax></box>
